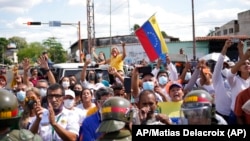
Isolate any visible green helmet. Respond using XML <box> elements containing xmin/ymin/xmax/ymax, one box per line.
<box><xmin>181</xmin><ymin>90</ymin><xmax>213</xmax><ymax>124</ymax></box>
<box><xmin>97</xmin><ymin>97</ymin><xmax>132</xmax><ymax>133</ymax></box>
<box><xmin>0</xmin><ymin>89</ymin><xmax>20</xmax><ymax>129</ymax></box>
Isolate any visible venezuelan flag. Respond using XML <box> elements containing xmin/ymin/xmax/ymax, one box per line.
<box><xmin>135</xmin><ymin>15</ymin><xmax>168</xmax><ymax>61</ymax></box>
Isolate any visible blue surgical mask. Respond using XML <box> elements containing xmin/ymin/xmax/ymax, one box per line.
<box><xmin>142</xmin><ymin>81</ymin><xmax>154</xmax><ymax>91</ymax></box>
<box><xmin>16</xmin><ymin>90</ymin><xmax>26</xmax><ymax>102</ymax></box>
<box><xmin>158</xmin><ymin>76</ymin><xmax>168</xmax><ymax>85</ymax></box>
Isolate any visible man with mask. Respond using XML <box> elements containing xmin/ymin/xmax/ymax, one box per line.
<box><xmin>15</xmin><ymin>83</ymin><xmax>29</xmax><ymax>116</ymax></box>
<box><xmin>36</xmin><ymin>79</ymin><xmax>49</xmax><ymax>108</ymax></box>
<box><xmin>131</xmin><ymin>67</ymin><xmax>164</xmax><ymax>103</ymax></box>
<box><xmin>80</xmin><ymin>58</ymin><xmax>105</xmax><ymax>91</ymax></box>
<box><xmin>30</xmin><ymin>83</ymin><xmax>80</xmax><ymax>141</ymax></box>
<box><xmin>64</xmin><ymin>89</ymin><xmax>86</xmax><ymax>126</ymax></box>
<box><xmin>155</xmin><ymin>70</ymin><xmax>171</xmax><ymax>102</ymax></box>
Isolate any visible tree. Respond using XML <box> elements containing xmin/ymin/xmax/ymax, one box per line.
<box><xmin>8</xmin><ymin>36</ymin><xmax>28</xmax><ymax>49</ymax></box>
<box><xmin>130</xmin><ymin>24</ymin><xmax>140</xmax><ymax>34</ymax></box>
<box><xmin>17</xmin><ymin>42</ymin><xmax>45</xmax><ymax>63</ymax></box>
<box><xmin>161</xmin><ymin>31</ymin><xmax>168</xmax><ymax>38</ymax></box>
<box><xmin>0</xmin><ymin>37</ymin><xmax>9</xmax><ymax>64</ymax></box>
<box><xmin>42</xmin><ymin>37</ymin><xmax>67</xmax><ymax>63</ymax></box>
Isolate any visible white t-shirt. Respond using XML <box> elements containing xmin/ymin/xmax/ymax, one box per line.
<box><xmin>38</xmin><ymin>107</ymin><xmax>80</xmax><ymax>141</ymax></box>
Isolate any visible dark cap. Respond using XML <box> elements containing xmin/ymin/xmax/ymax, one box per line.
<box><xmin>141</xmin><ymin>72</ymin><xmax>154</xmax><ymax>78</ymax></box>
<box><xmin>169</xmin><ymin>82</ymin><xmax>182</xmax><ymax>92</ymax></box>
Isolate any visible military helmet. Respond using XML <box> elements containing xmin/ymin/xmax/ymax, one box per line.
<box><xmin>181</xmin><ymin>90</ymin><xmax>213</xmax><ymax>124</ymax></box>
<box><xmin>97</xmin><ymin>97</ymin><xmax>132</xmax><ymax>133</ymax></box>
<box><xmin>0</xmin><ymin>89</ymin><xmax>20</xmax><ymax>129</ymax></box>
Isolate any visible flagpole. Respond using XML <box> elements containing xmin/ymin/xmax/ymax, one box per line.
<box><xmin>109</xmin><ymin>0</ymin><xmax>112</xmax><ymax>56</ymax></box>
<box><xmin>192</xmin><ymin>0</ymin><xmax>196</xmax><ymax>61</ymax></box>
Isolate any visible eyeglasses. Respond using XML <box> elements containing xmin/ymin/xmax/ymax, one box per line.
<box><xmin>47</xmin><ymin>94</ymin><xmax>64</xmax><ymax>99</ymax></box>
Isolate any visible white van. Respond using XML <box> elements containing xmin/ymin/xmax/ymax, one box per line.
<box><xmin>52</xmin><ymin>63</ymin><xmax>111</xmax><ymax>83</ymax></box>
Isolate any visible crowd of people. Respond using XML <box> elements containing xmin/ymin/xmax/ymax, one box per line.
<box><xmin>0</xmin><ymin>39</ymin><xmax>250</xmax><ymax>140</ymax></box>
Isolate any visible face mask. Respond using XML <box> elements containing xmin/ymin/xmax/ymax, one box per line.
<box><xmin>62</xmin><ymin>81</ymin><xmax>70</xmax><ymax>88</ymax></box>
<box><xmin>185</xmin><ymin>72</ymin><xmax>192</xmax><ymax>81</ymax></box>
<box><xmin>74</xmin><ymin>90</ymin><xmax>82</xmax><ymax>96</ymax></box>
<box><xmin>221</xmin><ymin>68</ymin><xmax>229</xmax><ymax>78</ymax></box>
<box><xmin>16</xmin><ymin>90</ymin><xmax>26</xmax><ymax>102</ymax></box>
<box><xmin>158</xmin><ymin>76</ymin><xmax>168</xmax><ymax>85</ymax></box>
<box><xmin>97</xmin><ymin>73</ymin><xmax>103</xmax><ymax>79</ymax></box>
<box><xmin>39</xmin><ymin>88</ymin><xmax>47</xmax><ymax>97</ymax></box>
<box><xmin>142</xmin><ymin>81</ymin><xmax>154</xmax><ymax>91</ymax></box>
<box><xmin>88</xmin><ymin>74</ymin><xmax>96</xmax><ymax>81</ymax></box>
<box><xmin>64</xmin><ymin>99</ymin><xmax>75</xmax><ymax>109</ymax></box>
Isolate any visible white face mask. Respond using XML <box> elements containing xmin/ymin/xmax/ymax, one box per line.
<box><xmin>185</xmin><ymin>72</ymin><xmax>192</xmax><ymax>81</ymax></box>
<box><xmin>63</xmin><ymin>99</ymin><xmax>75</xmax><ymax>109</ymax></box>
<box><xmin>62</xmin><ymin>81</ymin><xmax>70</xmax><ymax>88</ymax></box>
<box><xmin>158</xmin><ymin>76</ymin><xmax>168</xmax><ymax>85</ymax></box>
<box><xmin>39</xmin><ymin>88</ymin><xmax>47</xmax><ymax>97</ymax></box>
<box><xmin>221</xmin><ymin>68</ymin><xmax>229</xmax><ymax>78</ymax></box>
<box><xmin>16</xmin><ymin>90</ymin><xmax>26</xmax><ymax>102</ymax></box>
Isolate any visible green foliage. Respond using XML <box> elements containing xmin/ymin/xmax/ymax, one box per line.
<box><xmin>17</xmin><ymin>42</ymin><xmax>46</xmax><ymax>63</ymax></box>
<box><xmin>8</xmin><ymin>36</ymin><xmax>28</xmax><ymax>49</ymax></box>
<box><xmin>0</xmin><ymin>37</ymin><xmax>9</xmax><ymax>64</ymax></box>
<box><xmin>42</xmin><ymin>37</ymin><xmax>67</xmax><ymax>63</ymax></box>
<box><xmin>130</xmin><ymin>24</ymin><xmax>140</xmax><ymax>34</ymax></box>
<box><xmin>161</xmin><ymin>31</ymin><xmax>168</xmax><ymax>38</ymax></box>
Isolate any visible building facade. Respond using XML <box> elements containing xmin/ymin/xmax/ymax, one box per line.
<box><xmin>209</xmin><ymin>9</ymin><xmax>250</xmax><ymax>37</ymax></box>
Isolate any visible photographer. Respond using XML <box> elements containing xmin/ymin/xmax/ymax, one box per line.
<box><xmin>19</xmin><ymin>87</ymin><xmax>47</xmax><ymax>130</ymax></box>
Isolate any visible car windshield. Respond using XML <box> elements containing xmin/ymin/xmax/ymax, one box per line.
<box><xmin>63</xmin><ymin>69</ymin><xmax>110</xmax><ymax>82</ymax></box>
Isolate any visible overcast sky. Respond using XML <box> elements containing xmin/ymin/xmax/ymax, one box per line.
<box><xmin>0</xmin><ymin>0</ymin><xmax>249</xmax><ymax>50</ymax></box>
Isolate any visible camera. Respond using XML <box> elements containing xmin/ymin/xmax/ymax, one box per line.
<box><xmin>27</xmin><ymin>99</ymin><xmax>37</xmax><ymax>109</ymax></box>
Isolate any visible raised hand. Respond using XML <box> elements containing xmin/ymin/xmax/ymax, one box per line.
<box><xmin>33</xmin><ymin>100</ymin><xmax>44</xmax><ymax>120</ymax></box>
<box><xmin>37</xmin><ymin>55</ymin><xmax>49</xmax><ymax>70</ymax></box>
<box><xmin>22</xmin><ymin>58</ymin><xmax>31</xmax><ymax>72</ymax></box>
<box><xmin>48</xmin><ymin>102</ymin><xmax>56</xmax><ymax>126</ymax></box>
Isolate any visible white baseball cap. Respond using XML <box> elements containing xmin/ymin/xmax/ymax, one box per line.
<box><xmin>65</xmin><ymin>89</ymin><xmax>75</xmax><ymax>98</ymax></box>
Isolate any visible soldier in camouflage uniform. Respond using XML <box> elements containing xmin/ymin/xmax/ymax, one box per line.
<box><xmin>0</xmin><ymin>89</ymin><xmax>42</xmax><ymax>141</ymax></box>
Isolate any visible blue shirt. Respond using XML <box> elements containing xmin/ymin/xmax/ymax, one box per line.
<box><xmin>78</xmin><ymin>111</ymin><xmax>102</xmax><ymax>141</ymax></box>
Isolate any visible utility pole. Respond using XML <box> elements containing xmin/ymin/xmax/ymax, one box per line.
<box><xmin>110</xmin><ymin>0</ymin><xmax>112</xmax><ymax>54</ymax></box>
<box><xmin>78</xmin><ymin>21</ymin><xmax>82</xmax><ymax>63</ymax></box>
<box><xmin>87</xmin><ymin>0</ymin><xmax>95</xmax><ymax>55</ymax></box>
<box><xmin>192</xmin><ymin>0</ymin><xmax>196</xmax><ymax>61</ymax></box>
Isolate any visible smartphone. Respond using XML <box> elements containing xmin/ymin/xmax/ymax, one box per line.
<box><xmin>124</xmin><ymin>77</ymin><xmax>131</xmax><ymax>93</ymax></box>
<box><xmin>190</xmin><ymin>61</ymin><xmax>198</xmax><ymax>68</ymax></box>
<box><xmin>232</xmin><ymin>38</ymin><xmax>239</xmax><ymax>43</ymax></box>
<box><xmin>138</xmin><ymin>66</ymin><xmax>152</xmax><ymax>74</ymax></box>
